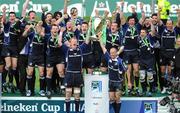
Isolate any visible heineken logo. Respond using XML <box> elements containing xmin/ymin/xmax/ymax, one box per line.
<box><xmin>2</xmin><ymin>103</ymin><xmax>39</xmax><ymax>112</ymax></box>
<box><xmin>0</xmin><ymin>1</ymin><xmax>51</xmax><ymax>13</ymax></box>
<box><xmin>0</xmin><ymin>0</ymin><xmax>179</xmax><ymax>18</ymax></box>
<box><xmin>1</xmin><ymin>101</ymin><xmax>85</xmax><ymax>113</ymax></box>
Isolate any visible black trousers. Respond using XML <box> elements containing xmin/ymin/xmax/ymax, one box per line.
<box><xmin>154</xmin><ymin>48</ymin><xmax>161</xmax><ymax>89</ymax></box>
<box><xmin>175</xmin><ymin>48</ymin><xmax>180</xmax><ymax>78</ymax></box>
<box><xmin>18</xmin><ymin>55</ymin><xmax>35</xmax><ymax>93</ymax></box>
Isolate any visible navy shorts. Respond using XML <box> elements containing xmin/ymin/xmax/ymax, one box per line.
<box><xmin>140</xmin><ymin>57</ymin><xmax>155</xmax><ymax>71</ymax></box>
<box><xmin>1</xmin><ymin>45</ymin><xmax>18</xmax><ymax>58</ymax></box>
<box><xmin>64</xmin><ymin>72</ymin><xmax>84</xmax><ymax>88</ymax></box>
<box><xmin>82</xmin><ymin>53</ymin><xmax>95</xmax><ymax>69</ymax></box>
<box><xmin>0</xmin><ymin>45</ymin><xmax>4</xmax><ymax>65</ymax></box>
<box><xmin>28</xmin><ymin>55</ymin><xmax>45</xmax><ymax>67</ymax></box>
<box><xmin>109</xmin><ymin>81</ymin><xmax>123</xmax><ymax>92</ymax></box>
<box><xmin>46</xmin><ymin>55</ymin><xmax>65</xmax><ymax>68</ymax></box>
<box><xmin>0</xmin><ymin>54</ymin><xmax>4</xmax><ymax>65</ymax></box>
<box><xmin>0</xmin><ymin>55</ymin><xmax>4</xmax><ymax>65</ymax></box>
<box><xmin>100</xmin><ymin>54</ymin><xmax>108</xmax><ymax>67</ymax></box>
<box><xmin>123</xmin><ymin>50</ymin><xmax>139</xmax><ymax>64</ymax></box>
<box><xmin>160</xmin><ymin>50</ymin><xmax>174</xmax><ymax>66</ymax></box>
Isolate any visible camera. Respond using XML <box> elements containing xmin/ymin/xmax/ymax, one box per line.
<box><xmin>159</xmin><ymin>96</ymin><xmax>180</xmax><ymax>113</ymax></box>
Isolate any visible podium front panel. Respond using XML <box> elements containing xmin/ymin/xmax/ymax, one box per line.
<box><xmin>84</xmin><ymin>75</ymin><xmax>109</xmax><ymax>113</ymax></box>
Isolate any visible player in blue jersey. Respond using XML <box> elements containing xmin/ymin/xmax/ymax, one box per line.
<box><xmin>120</xmin><ymin>16</ymin><xmax>141</xmax><ymax>96</ymax></box>
<box><xmin>45</xmin><ymin>24</ymin><xmax>65</xmax><ymax>98</ymax></box>
<box><xmin>18</xmin><ymin>0</ymin><xmax>37</xmax><ymax>95</ymax></box>
<box><xmin>63</xmin><ymin>0</ymin><xmax>83</xmax><ymax>26</ymax></box>
<box><xmin>62</xmin><ymin>20</ymin><xmax>80</xmax><ymax>44</ymax></box>
<box><xmin>139</xmin><ymin>27</ymin><xmax>156</xmax><ymax>97</ymax></box>
<box><xmin>98</xmin><ymin>32</ymin><xmax>126</xmax><ymax>113</ymax></box>
<box><xmin>119</xmin><ymin>1</ymin><xmax>142</xmax><ymax>96</ymax></box>
<box><xmin>158</xmin><ymin>9</ymin><xmax>180</xmax><ymax>94</ymax></box>
<box><xmin>1</xmin><ymin>7</ymin><xmax>22</xmax><ymax>93</ymax></box>
<box><xmin>23</xmin><ymin>21</ymin><xmax>46</xmax><ymax>97</ymax></box>
<box><xmin>63</xmin><ymin>28</ymin><xmax>91</xmax><ymax>113</ymax></box>
<box><xmin>78</xmin><ymin>21</ymin><xmax>94</xmax><ymax>74</ymax></box>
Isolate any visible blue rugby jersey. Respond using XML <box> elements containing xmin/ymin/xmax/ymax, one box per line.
<box><xmin>104</xmin><ymin>52</ymin><xmax>126</xmax><ymax>82</ymax></box>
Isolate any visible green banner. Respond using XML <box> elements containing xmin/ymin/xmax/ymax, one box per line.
<box><xmin>2</xmin><ymin>98</ymin><xmax>84</xmax><ymax>113</ymax></box>
<box><xmin>0</xmin><ymin>0</ymin><xmax>179</xmax><ymax>20</ymax></box>
<box><xmin>1</xmin><ymin>97</ymin><xmax>161</xmax><ymax>113</ymax></box>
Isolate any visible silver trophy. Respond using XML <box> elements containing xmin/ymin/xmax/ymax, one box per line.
<box><xmin>90</xmin><ymin>17</ymin><xmax>101</xmax><ymax>40</ymax></box>
<box><xmin>90</xmin><ymin>11</ymin><xmax>108</xmax><ymax>41</ymax></box>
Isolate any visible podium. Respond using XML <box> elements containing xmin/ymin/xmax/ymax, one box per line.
<box><xmin>84</xmin><ymin>74</ymin><xmax>109</xmax><ymax>113</ymax></box>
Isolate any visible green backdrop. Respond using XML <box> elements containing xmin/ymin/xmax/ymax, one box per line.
<box><xmin>0</xmin><ymin>0</ymin><xmax>179</xmax><ymax>20</ymax></box>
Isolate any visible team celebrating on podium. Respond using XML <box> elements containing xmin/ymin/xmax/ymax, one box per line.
<box><xmin>0</xmin><ymin>0</ymin><xmax>180</xmax><ymax>113</ymax></box>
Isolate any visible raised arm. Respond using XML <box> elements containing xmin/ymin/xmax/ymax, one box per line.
<box><xmin>176</xmin><ymin>37</ymin><xmax>180</xmax><ymax>46</ymax></box>
<box><xmin>59</xmin><ymin>27</ymin><xmax>65</xmax><ymax>46</ymax></box>
<box><xmin>119</xmin><ymin>0</ymin><xmax>126</xmax><ymax>25</ymax></box>
<box><xmin>0</xmin><ymin>17</ymin><xmax>3</xmax><ymax>33</ymax></box>
<box><xmin>54</xmin><ymin>14</ymin><xmax>67</xmax><ymax>25</ymax></box>
<box><xmin>2</xmin><ymin>6</ymin><xmax>7</xmax><ymax>23</ymax></box>
<box><xmin>40</xmin><ymin>27</ymin><xmax>45</xmax><ymax>37</ymax></box>
<box><xmin>139</xmin><ymin>3</ymin><xmax>146</xmax><ymax>25</ymax></box>
<box><xmin>64</xmin><ymin>0</ymin><xmax>68</xmax><ymax>14</ymax></box>
<box><xmin>37</xmin><ymin>21</ymin><xmax>45</xmax><ymax>37</ymax></box>
<box><xmin>157</xmin><ymin>7</ymin><xmax>163</xmax><ymax>25</ymax></box>
<box><xmin>21</xmin><ymin>0</ymin><xmax>30</xmax><ymax>18</ymax></box>
<box><xmin>22</xmin><ymin>25</ymin><xmax>33</xmax><ymax>37</ymax></box>
<box><xmin>41</xmin><ymin>8</ymin><xmax>46</xmax><ymax>23</ymax></box>
<box><xmin>117</xmin><ymin>46</ymin><xmax>124</xmax><ymax>55</ymax></box>
<box><xmin>0</xmin><ymin>16</ymin><xmax>3</xmax><ymax>33</ymax></box>
<box><xmin>97</xmin><ymin>32</ymin><xmax>107</xmax><ymax>54</ymax></box>
<box><xmin>112</xmin><ymin>5</ymin><xmax>121</xmax><ymax>28</ymax></box>
<box><xmin>176</xmin><ymin>9</ymin><xmax>180</xmax><ymax>27</ymax></box>
<box><xmin>150</xmin><ymin>19</ymin><xmax>156</xmax><ymax>36</ymax></box>
<box><xmin>85</xmin><ymin>26</ymin><xmax>91</xmax><ymax>44</ymax></box>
